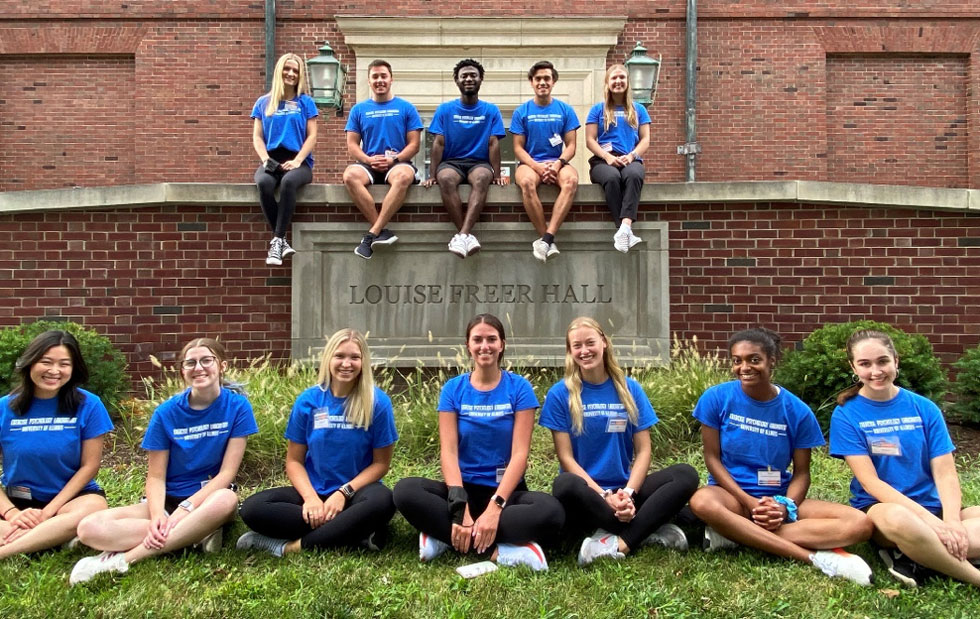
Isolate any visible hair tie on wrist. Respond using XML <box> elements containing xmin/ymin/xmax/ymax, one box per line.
<box><xmin>2</xmin><ymin>506</ymin><xmax>16</xmax><ymax>519</ymax></box>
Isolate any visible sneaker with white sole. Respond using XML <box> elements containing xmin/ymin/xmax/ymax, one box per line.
<box><xmin>372</xmin><ymin>229</ymin><xmax>399</xmax><ymax>246</ymax></box>
<box><xmin>613</xmin><ymin>225</ymin><xmax>631</xmax><ymax>253</ymax></box>
<box><xmin>703</xmin><ymin>526</ymin><xmax>739</xmax><ymax>552</ymax></box>
<box><xmin>464</xmin><ymin>234</ymin><xmax>481</xmax><ymax>257</ymax></box>
<box><xmin>497</xmin><ymin>541</ymin><xmax>548</xmax><ymax>571</ymax></box>
<box><xmin>448</xmin><ymin>234</ymin><xmax>468</xmax><ymax>258</ymax></box>
<box><xmin>200</xmin><ymin>528</ymin><xmax>223</xmax><ymax>553</ymax></box>
<box><xmin>810</xmin><ymin>548</ymin><xmax>873</xmax><ymax>586</ymax></box>
<box><xmin>266</xmin><ymin>237</ymin><xmax>284</xmax><ymax>266</ymax></box>
<box><xmin>281</xmin><ymin>238</ymin><xmax>296</xmax><ymax>259</ymax></box>
<box><xmin>532</xmin><ymin>238</ymin><xmax>549</xmax><ymax>262</ymax></box>
<box><xmin>236</xmin><ymin>531</ymin><xmax>287</xmax><ymax>558</ymax></box>
<box><xmin>878</xmin><ymin>546</ymin><xmax>930</xmax><ymax>587</ymax></box>
<box><xmin>627</xmin><ymin>230</ymin><xmax>643</xmax><ymax>249</ymax></box>
<box><xmin>547</xmin><ymin>243</ymin><xmax>560</xmax><ymax>259</ymax></box>
<box><xmin>578</xmin><ymin>529</ymin><xmax>625</xmax><ymax>566</ymax></box>
<box><xmin>419</xmin><ymin>532</ymin><xmax>449</xmax><ymax>562</ymax></box>
<box><xmin>643</xmin><ymin>523</ymin><xmax>689</xmax><ymax>551</ymax></box>
<box><xmin>354</xmin><ymin>234</ymin><xmax>375</xmax><ymax>259</ymax></box>
<box><xmin>69</xmin><ymin>551</ymin><xmax>129</xmax><ymax>585</ymax></box>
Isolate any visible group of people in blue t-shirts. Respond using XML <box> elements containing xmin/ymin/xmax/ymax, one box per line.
<box><xmin>2</xmin><ymin>319</ymin><xmax>979</xmax><ymax>589</ymax></box>
<box><xmin>252</xmin><ymin>55</ymin><xmax>653</xmax><ymax>265</ymax></box>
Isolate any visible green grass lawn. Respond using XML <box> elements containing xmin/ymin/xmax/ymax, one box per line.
<box><xmin>3</xmin><ymin>360</ymin><xmax>980</xmax><ymax>618</ymax></box>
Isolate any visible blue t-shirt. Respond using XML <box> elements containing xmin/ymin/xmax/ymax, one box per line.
<box><xmin>509</xmin><ymin>99</ymin><xmax>580</xmax><ymax>162</ymax></box>
<box><xmin>428</xmin><ymin>99</ymin><xmax>506</xmax><ymax>162</ymax></box>
<box><xmin>539</xmin><ymin>377</ymin><xmax>656</xmax><ymax>490</ymax></box>
<box><xmin>438</xmin><ymin>371</ymin><xmax>539</xmax><ymax>487</ymax></box>
<box><xmin>829</xmin><ymin>389</ymin><xmax>954</xmax><ymax>510</ymax></box>
<box><xmin>0</xmin><ymin>389</ymin><xmax>113</xmax><ymax>502</ymax></box>
<box><xmin>345</xmin><ymin>97</ymin><xmax>423</xmax><ymax>158</ymax></box>
<box><xmin>141</xmin><ymin>387</ymin><xmax>258</xmax><ymax>497</ymax></box>
<box><xmin>586</xmin><ymin>102</ymin><xmax>651</xmax><ymax>160</ymax></box>
<box><xmin>285</xmin><ymin>385</ymin><xmax>399</xmax><ymax>496</ymax></box>
<box><xmin>250</xmin><ymin>93</ymin><xmax>319</xmax><ymax>167</ymax></box>
<box><xmin>693</xmin><ymin>380</ymin><xmax>824</xmax><ymax>497</ymax></box>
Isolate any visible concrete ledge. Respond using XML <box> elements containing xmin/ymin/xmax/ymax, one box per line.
<box><xmin>2</xmin><ymin>181</ymin><xmax>978</xmax><ymax>215</ymax></box>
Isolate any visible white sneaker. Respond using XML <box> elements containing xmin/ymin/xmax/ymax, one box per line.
<box><xmin>200</xmin><ymin>528</ymin><xmax>223</xmax><ymax>553</ymax></box>
<box><xmin>547</xmin><ymin>243</ymin><xmax>560</xmax><ymax>259</ymax></box>
<box><xmin>613</xmin><ymin>225</ymin><xmax>631</xmax><ymax>253</ymax></box>
<box><xmin>69</xmin><ymin>551</ymin><xmax>129</xmax><ymax>585</ymax></box>
<box><xmin>532</xmin><ymin>238</ymin><xmax>549</xmax><ymax>262</ymax></box>
<box><xmin>64</xmin><ymin>536</ymin><xmax>83</xmax><ymax>551</ymax></box>
<box><xmin>627</xmin><ymin>230</ymin><xmax>643</xmax><ymax>249</ymax></box>
<box><xmin>236</xmin><ymin>531</ymin><xmax>287</xmax><ymax>558</ymax></box>
<box><xmin>810</xmin><ymin>549</ymin><xmax>873</xmax><ymax>586</ymax></box>
<box><xmin>497</xmin><ymin>541</ymin><xmax>548</xmax><ymax>571</ymax></box>
<box><xmin>464</xmin><ymin>234</ymin><xmax>481</xmax><ymax>257</ymax></box>
<box><xmin>419</xmin><ymin>532</ymin><xmax>449</xmax><ymax>562</ymax></box>
<box><xmin>643</xmin><ymin>523</ymin><xmax>689</xmax><ymax>551</ymax></box>
<box><xmin>703</xmin><ymin>526</ymin><xmax>739</xmax><ymax>552</ymax></box>
<box><xmin>448</xmin><ymin>234</ymin><xmax>468</xmax><ymax>258</ymax></box>
<box><xmin>578</xmin><ymin>529</ymin><xmax>625</xmax><ymax>566</ymax></box>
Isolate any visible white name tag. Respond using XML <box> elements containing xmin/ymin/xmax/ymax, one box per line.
<box><xmin>284</xmin><ymin>100</ymin><xmax>299</xmax><ymax>112</ymax></box>
<box><xmin>548</xmin><ymin>133</ymin><xmax>563</xmax><ymax>147</ymax></box>
<box><xmin>758</xmin><ymin>469</ymin><xmax>781</xmax><ymax>486</ymax></box>
<box><xmin>385</xmin><ymin>149</ymin><xmax>398</xmax><ymax>158</ymax></box>
<box><xmin>313</xmin><ymin>412</ymin><xmax>330</xmax><ymax>430</ymax></box>
<box><xmin>7</xmin><ymin>485</ymin><xmax>32</xmax><ymax>500</ymax></box>
<box><xmin>601</xmin><ymin>142</ymin><xmax>614</xmax><ymax>152</ymax></box>
<box><xmin>869</xmin><ymin>437</ymin><xmax>902</xmax><ymax>457</ymax></box>
<box><xmin>606</xmin><ymin>417</ymin><xmax>628</xmax><ymax>433</ymax></box>
<box><xmin>496</xmin><ymin>467</ymin><xmax>507</xmax><ymax>483</ymax></box>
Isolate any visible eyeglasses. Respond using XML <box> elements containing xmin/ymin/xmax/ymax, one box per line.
<box><xmin>181</xmin><ymin>356</ymin><xmax>218</xmax><ymax>370</ymax></box>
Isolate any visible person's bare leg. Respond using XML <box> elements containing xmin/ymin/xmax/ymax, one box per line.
<box><xmin>343</xmin><ymin>165</ymin><xmax>379</xmax><ymax>226</ymax></box>
<box><xmin>515</xmin><ymin>165</ymin><xmax>546</xmax><ymax>236</ymax></box>
<box><xmin>774</xmin><ymin>499</ymin><xmax>872</xmax><ymax>549</ymax></box>
<box><xmin>371</xmin><ymin>165</ymin><xmax>415</xmax><ymax>235</ymax></box>
<box><xmin>461</xmin><ymin>167</ymin><xmax>493</xmax><ymax>235</ymax></box>
<box><xmin>546</xmin><ymin>165</ymin><xmax>579</xmax><ymax>236</ymax></box>
<box><xmin>0</xmin><ymin>494</ymin><xmax>108</xmax><ymax>558</ymax></box>
<box><xmin>123</xmin><ymin>490</ymin><xmax>238</xmax><ymax>565</ymax></box>
<box><xmin>437</xmin><ymin>168</ymin><xmax>465</xmax><ymax>231</ymax></box>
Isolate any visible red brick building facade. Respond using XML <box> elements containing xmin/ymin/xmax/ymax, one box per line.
<box><xmin>1</xmin><ymin>2</ymin><xmax>979</xmax><ymax>377</ymax></box>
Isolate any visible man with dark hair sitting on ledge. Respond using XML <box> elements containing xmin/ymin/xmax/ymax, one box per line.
<box><xmin>511</xmin><ymin>60</ymin><xmax>579</xmax><ymax>263</ymax></box>
<box><xmin>344</xmin><ymin>59</ymin><xmax>423</xmax><ymax>260</ymax></box>
<box><xmin>422</xmin><ymin>58</ymin><xmax>506</xmax><ymax>259</ymax></box>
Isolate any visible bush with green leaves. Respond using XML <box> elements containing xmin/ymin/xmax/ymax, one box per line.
<box><xmin>951</xmin><ymin>344</ymin><xmax>980</xmax><ymax>424</ymax></box>
<box><xmin>775</xmin><ymin>320</ymin><xmax>947</xmax><ymax>430</ymax></box>
<box><xmin>0</xmin><ymin>320</ymin><xmax>129</xmax><ymax>414</ymax></box>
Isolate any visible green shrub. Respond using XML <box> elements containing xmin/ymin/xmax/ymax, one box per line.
<box><xmin>775</xmin><ymin>320</ymin><xmax>947</xmax><ymax>431</ymax></box>
<box><xmin>0</xmin><ymin>320</ymin><xmax>129</xmax><ymax>414</ymax></box>
<box><xmin>951</xmin><ymin>345</ymin><xmax>980</xmax><ymax>424</ymax></box>
<box><xmin>636</xmin><ymin>336</ymin><xmax>730</xmax><ymax>448</ymax></box>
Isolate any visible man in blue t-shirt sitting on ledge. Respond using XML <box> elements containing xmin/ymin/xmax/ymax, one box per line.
<box><xmin>422</xmin><ymin>59</ymin><xmax>506</xmax><ymax>259</ymax></box>
<box><xmin>343</xmin><ymin>59</ymin><xmax>424</xmax><ymax>260</ymax></box>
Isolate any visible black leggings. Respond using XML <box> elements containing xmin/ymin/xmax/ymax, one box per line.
<box><xmin>588</xmin><ymin>156</ymin><xmax>645</xmax><ymax>223</ymax></box>
<box><xmin>238</xmin><ymin>483</ymin><xmax>395</xmax><ymax>550</ymax></box>
<box><xmin>392</xmin><ymin>477</ymin><xmax>565</xmax><ymax>552</ymax></box>
<box><xmin>254</xmin><ymin>147</ymin><xmax>312</xmax><ymax>238</ymax></box>
<box><xmin>552</xmin><ymin>463</ymin><xmax>699</xmax><ymax>550</ymax></box>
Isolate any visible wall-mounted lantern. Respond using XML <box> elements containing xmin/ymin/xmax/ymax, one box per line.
<box><xmin>307</xmin><ymin>42</ymin><xmax>347</xmax><ymax>113</ymax></box>
<box><xmin>624</xmin><ymin>42</ymin><xmax>662</xmax><ymax>107</ymax></box>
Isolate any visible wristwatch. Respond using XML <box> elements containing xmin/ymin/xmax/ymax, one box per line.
<box><xmin>490</xmin><ymin>494</ymin><xmax>506</xmax><ymax>509</ymax></box>
<box><xmin>391</xmin><ymin>156</ymin><xmax>401</xmax><ymax>164</ymax></box>
<box><xmin>558</xmin><ymin>158</ymin><xmax>568</xmax><ymax>167</ymax></box>
<box><xmin>178</xmin><ymin>499</ymin><xmax>194</xmax><ymax>513</ymax></box>
<box><xmin>339</xmin><ymin>483</ymin><xmax>355</xmax><ymax>500</ymax></box>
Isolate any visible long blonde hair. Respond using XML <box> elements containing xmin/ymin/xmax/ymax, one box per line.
<box><xmin>316</xmin><ymin>329</ymin><xmax>375</xmax><ymax>429</ymax></box>
<box><xmin>563</xmin><ymin>317</ymin><xmax>638</xmax><ymax>435</ymax></box>
<box><xmin>264</xmin><ymin>53</ymin><xmax>310</xmax><ymax>117</ymax></box>
<box><xmin>601</xmin><ymin>64</ymin><xmax>638</xmax><ymax>133</ymax></box>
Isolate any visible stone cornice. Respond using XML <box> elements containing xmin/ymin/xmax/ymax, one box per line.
<box><xmin>1</xmin><ymin>182</ymin><xmax>977</xmax><ymax>215</ymax></box>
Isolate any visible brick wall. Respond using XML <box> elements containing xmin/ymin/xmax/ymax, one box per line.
<box><xmin>1</xmin><ymin>197</ymin><xmax>977</xmax><ymax>381</ymax></box>
<box><xmin>1</xmin><ymin>5</ymin><xmax>978</xmax><ymax>190</ymax></box>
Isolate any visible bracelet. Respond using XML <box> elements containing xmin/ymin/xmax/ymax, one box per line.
<box><xmin>2</xmin><ymin>506</ymin><xmax>16</xmax><ymax>519</ymax></box>
<box><xmin>772</xmin><ymin>495</ymin><xmax>798</xmax><ymax>522</ymax></box>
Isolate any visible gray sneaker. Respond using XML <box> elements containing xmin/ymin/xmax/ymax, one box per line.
<box><xmin>236</xmin><ymin>531</ymin><xmax>287</xmax><ymax>557</ymax></box>
<box><xmin>265</xmin><ymin>237</ymin><xmax>283</xmax><ymax>266</ymax></box>
<box><xmin>355</xmin><ymin>234</ymin><xmax>375</xmax><ymax>259</ymax></box>
<box><xmin>643</xmin><ymin>523</ymin><xmax>689</xmax><ymax>551</ymax></box>
<box><xmin>703</xmin><ymin>526</ymin><xmax>738</xmax><ymax>552</ymax></box>
<box><xmin>372</xmin><ymin>228</ymin><xmax>399</xmax><ymax>246</ymax></box>
<box><xmin>280</xmin><ymin>238</ymin><xmax>296</xmax><ymax>259</ymax></box>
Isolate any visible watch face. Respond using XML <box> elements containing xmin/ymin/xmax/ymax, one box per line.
<box><xmin>493</xmin><ymin>495</ymin><xmax>505</xmax><ymax>507</ymax></box>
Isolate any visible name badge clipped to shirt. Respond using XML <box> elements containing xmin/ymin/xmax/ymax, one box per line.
<box><xmin>869</xmin><ymin>436</ymin><xmax>902</xmax><ymax>457</ymax></box>
<box><xmin>548</xmin><ymin>133</ymin><xmax>563</xmax><ymax>148</ymax></box>
<box><xmin>385</xmin><ymin>149</ymin><xmax>399</xmax><ymax>159</ymax></box>
<box><xmin>496</xmin><ymin>467</ymin><xmax>507</xmax><ymax>483</ymax></box>
<box><xmin>7</xmin><ymin>486</ymin><xmax>32</xmax><ymax>500</ymax></box>
<box><xmin>313</xmin><ymin>411</ymin><xmax>330</xmax><ymax>430</ymax></box>
<box><xmin>284</xmin><ymin>100</ymin><xmax>299</xmax><ymax>113</ymax></box>
<box><xmin>606</xmin><ymin>417</ymin><xmax>628</xmax><ymax>433</ymax></box>
<box><xmin>758</xmin><ymin>469</ymin><xmax>781</xmax><ymax>487</ymax></box>
<box><xmin>601</xmin><ymin>142</ymin><xmax>614</xmax><ymax>152</ymax></box>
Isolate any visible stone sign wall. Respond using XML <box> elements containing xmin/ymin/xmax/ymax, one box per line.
<box><xmin>291</xmin><ymin>222</ymin><xmax>670</xmax><ymax>366</ymax></box>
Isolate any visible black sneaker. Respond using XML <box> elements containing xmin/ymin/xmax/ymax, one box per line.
<box><xmin>354</xmin><ymin>234</ymin><xmax>375</xmax><ymax>259</ymax></box>
<box><xmin>372</xmin><ymin>228</ymin><xmax>399</xmax><ymax>246</ymax></box>
<box><xmin>878</xmin><ymin>547</ymin><xmax>932</xmax><ymax>587</ymax></box>
<box><xmin>281</xmin><ymin>238</ymin><xmax>296</xmax><ymax>259</ymax></box>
